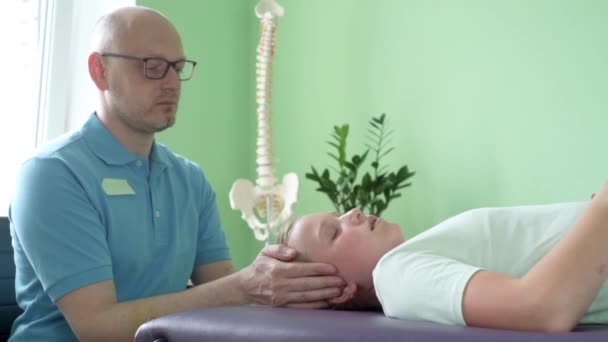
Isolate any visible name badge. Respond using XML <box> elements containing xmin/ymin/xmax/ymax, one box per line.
<box><xmin>102</xmin><ymin>178</ymin><xmax>135</xmax><ymax>196</ymax></box>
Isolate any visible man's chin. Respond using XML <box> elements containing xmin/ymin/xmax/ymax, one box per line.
<box><xmin>154</xmin><ymin>109</ymin><xmax>176</xmax><ymax>130</ymax></box>
<box><xmin>154</xmin><ymin>118</ymin><xmax>175</xmax><ymax>133</ymax></box>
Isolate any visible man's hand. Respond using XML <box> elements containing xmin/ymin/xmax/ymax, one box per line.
<box><xmin>237</xmin><ymin>244</ymin><xmax>345</xmax><ymax>309</ymax></box>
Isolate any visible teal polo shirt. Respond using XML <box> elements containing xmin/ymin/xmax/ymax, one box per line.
<box><xmin>9</xmin><ymin>113</ymin><xmax>231</xmax><ymax>341</ymax></box>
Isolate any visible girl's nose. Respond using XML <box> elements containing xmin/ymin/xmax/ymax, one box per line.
<box><xmin>344</xmin><ymin>208</ymin><xmax>363</xmax><ymax>224</ymax></box>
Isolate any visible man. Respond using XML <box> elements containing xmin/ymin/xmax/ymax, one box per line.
<box><xmin>9</xmin><ymin>6</ymin><xmax>343</xmax><ymax>341</ymax></box>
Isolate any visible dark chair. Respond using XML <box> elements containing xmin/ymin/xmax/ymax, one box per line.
<box><xmin>0</xmin><ymin>216</ymin><xmax>22</xmax><ymax>341</ymax></box>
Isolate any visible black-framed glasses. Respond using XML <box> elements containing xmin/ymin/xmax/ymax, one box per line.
<box><xmin>100</xmin><ymin>52</ymin><xmax>197</xmax><ymax>81</ymax></box>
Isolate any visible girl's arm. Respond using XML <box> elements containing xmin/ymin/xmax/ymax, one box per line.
<box><xmin>462</xmin><ymin>180</ymin><xmax>608</xmax><ymax>332</ymax></box>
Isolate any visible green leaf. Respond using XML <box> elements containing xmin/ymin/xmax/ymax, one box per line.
<box><xmin>397</xmin><ymin>166</ymin><xmax>416</xmax><ymax>181</ymax></box>
<box><xmin>362</xmin><ymin>173</ymin><xmax>372</xmax><ymax>189</ymax></box>
<box><xmin>374</xmin><ymin>182</ymin><xmax>390</xmax><ymax>195</ymax></box>
<box><xmin>327</xmin><ymin>152</ymin><xmax>339</xmax><ymax>162</ymax></box>
<box><xmin>346</xmin><ymin>172</ymin><xmax>358</xmax><ymax>183</ymax></box>
<box><xmin>356</xmin><ymin>150</ymin><xmax>369</xmax><ymax>166</ymax></box>
<box><xmin>366</xmin><ymin>131</ymin><xmax>382</xmax><ymax>143</ymax></box>
<box><xmin>378</xmin><ymin>140</ymin><xmax>392</xmax><ymax>153</ymax></box>
<box><xmin>327</xmin><ymin>141</ymin><xmax>340</xmax><ymax>150</ymax></box>
<box><xmin>396</xmin><ymin>183</ymin><xmax>412</xmax><ymax>190</ymax></box>
<box><xmin>305</xmin><ymin>173</ymin><xmax>319</xmax><ymax>182</ymax></box>
<box><xmin>379</xmin><ymin>147</ymin><xmax>395</xmax><ymax>158</ymax></box>
<box><xmin>335</xmin><ymin>124</ymin><xmax>349</xmax><ymax>138</ymax></box>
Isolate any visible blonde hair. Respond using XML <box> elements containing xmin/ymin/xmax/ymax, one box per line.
<box><xmin>276</xmin><ymin>219</ymin><xmax>297</xmax><ymax>246</ymax></box>
<box><xmin>277</xmin><ymin>214</ymin><xmax>382</xmax><ymax>312</ymax></box>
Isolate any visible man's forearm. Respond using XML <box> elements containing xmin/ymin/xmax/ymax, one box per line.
<box><xmin>61</xmin><ymin>244</ymin><xmax>344</xmax><ymax>341</ymax></box>
<box><xmin>67</xmin><ymin>273</ymin><xmax>246</xmax><ymax>342</ymax></box>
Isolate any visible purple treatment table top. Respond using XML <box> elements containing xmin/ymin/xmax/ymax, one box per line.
<box><xmin>135</xmin><ymin>306</ymin><xmax>608</xmax><ymax>341</ymax></box>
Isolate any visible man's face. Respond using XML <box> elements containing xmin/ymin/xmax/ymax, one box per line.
<box><xmin>104</xmin><ymin>15</ymin><xmax>184</xmax><ymax>134</ymax></box>
<box><xmin>288</xmin><ymin>209</ymin><xmax>405</xmax><ymax>289</ymax></box>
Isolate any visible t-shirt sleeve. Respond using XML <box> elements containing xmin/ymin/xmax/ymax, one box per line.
<box><xmin>373</xmin><ymin>251</ymin><xmax>481</xmax><ymax>326</ymax></box>
<box><xmin>10</xmin><ymin>157</ymin><xmax>114</xmax><ymax>302</ymax></box>
<box><xmin>194</xmin><ymin>169</ymin><xmax>231</xmax><ymax>265</ymax></box>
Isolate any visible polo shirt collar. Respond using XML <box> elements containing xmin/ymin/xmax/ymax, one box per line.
<box><xmin>82</xmin><ymin>112</ymin><xmax>169</xmax><ymax>168</ymax></box>
<box><xmin>150</xmin><ymin>141</ymin><xmax>170</xmax><ymax>168</ymax></box>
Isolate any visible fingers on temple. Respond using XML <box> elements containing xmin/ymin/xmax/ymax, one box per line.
<box><xmin>260</xmin><ymin>244</ymin><xmax>296</xmax><ymax>261</ymax></box>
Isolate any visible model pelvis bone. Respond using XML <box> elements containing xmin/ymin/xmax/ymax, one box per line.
<box><xmin>229</xmin><ymin>173</ymin><xmax>298</xmax><ymax>241</ymax></box>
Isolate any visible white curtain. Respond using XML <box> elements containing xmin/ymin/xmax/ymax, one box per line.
<box><xmin>37</xmin><ymin>0</ymin><xmax>136</xmax><ymax>144</ymax></box>
<box><xmin>0</xmin><ymin>0</ymin><xmax>134</xmax><ymax>215</ymax></box>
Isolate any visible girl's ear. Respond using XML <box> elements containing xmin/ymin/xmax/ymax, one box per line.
<box><xmin>328</xmin><ymin>282</ymin><xmax>357</xmax><ymax>305</ymax></box>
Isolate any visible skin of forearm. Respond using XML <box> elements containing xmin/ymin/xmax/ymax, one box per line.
<box><xmin>75</xmin><ymin>272</ymin><xmax>246</xmax><ymax>342</ymax></box>
<box><xmin>522</xmin><ymin>199</ymin><xmax>608</xmax><ymax>330</ymax></box>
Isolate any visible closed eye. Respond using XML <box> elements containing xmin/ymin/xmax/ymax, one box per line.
<box><xmin>330</xmin><ymin>222</ymin><xmax>341</xmax><ymax>241</ymax></box>
<box><xmin>321</xmin><ymin>211</ymin><xmax>341</xmax><ymax>243</ymax></box>
<box><xmin>174</xmin><ymin>61</ymin><xmax>185</xmax><ymax>72</ymax></box>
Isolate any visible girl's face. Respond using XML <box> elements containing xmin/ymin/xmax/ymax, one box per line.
<box><xmin>288</xmin><ymin>208</ymin><xmax>405</xmax><ymax>289</ymax></box>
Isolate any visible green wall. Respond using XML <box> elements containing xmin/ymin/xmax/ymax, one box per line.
<box><xmin>137</xmin><ymin>0</ymin><xmax>262</xmax><ymax>268</ymax></box>
<box><xmin>140</xmin><ymin>0</ymin><xmax>608</xmax><ymax>268</ymax></box>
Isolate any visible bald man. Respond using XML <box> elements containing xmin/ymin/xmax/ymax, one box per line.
<box><xmin>8</xmin><ymin>6</ymin><xmax>343</xmax><ymax>342</ymax></box>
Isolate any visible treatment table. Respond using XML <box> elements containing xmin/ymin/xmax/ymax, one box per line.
<box><xmin>134</xmin><ymin>306</ymin><xmax>608</xmax><ymax>341</ymax></box>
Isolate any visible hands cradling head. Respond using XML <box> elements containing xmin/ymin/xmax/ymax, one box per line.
<box><xmin>279</xmin><ymin>209</ymin><xmax>405</xmax><ymax>309</ymax></box>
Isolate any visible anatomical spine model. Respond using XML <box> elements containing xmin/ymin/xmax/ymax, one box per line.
<box><xmin>229</xmin><ymin>0</ymin><xmax>298</xmax><ymax>243</ymax></box>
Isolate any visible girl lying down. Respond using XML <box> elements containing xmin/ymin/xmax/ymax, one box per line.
<box><xmin>278</xmin><ymin>180</ymin><xmax>608</xmax><ymax>332</ymax></box>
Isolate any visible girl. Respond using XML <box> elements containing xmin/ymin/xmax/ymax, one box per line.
<box><xmin>278</xmin><ymin>180</ymin><xmax>608</xmax><ymax>332</ymax></box>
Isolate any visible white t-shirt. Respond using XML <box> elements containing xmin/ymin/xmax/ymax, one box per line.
<box><xmin>373</xmin><ymin>201</ymin><xmax>608</xmax><ymax>326</ymax></box>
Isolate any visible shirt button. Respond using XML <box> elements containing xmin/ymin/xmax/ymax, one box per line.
<box><xmin>136</xmin><ymin>160</ymin><xmax>143</xmax><ymax>167</ymax></box>
<box><xmin>155</xmin><ymin>210</ymin><xmax>161</xmax><ymax>218</ymax></box>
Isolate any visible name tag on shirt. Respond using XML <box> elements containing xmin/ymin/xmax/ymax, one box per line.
<box><xmin>102</xmin><ymin>178</ymin><xmax>135</xmax><ymax>195</ymax></box>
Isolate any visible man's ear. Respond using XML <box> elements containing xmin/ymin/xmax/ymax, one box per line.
<box><xmin>328</xmin><ymin>282</ymin><xmax>357</xmax><ymax>305</ymax></box>
<box><xmin>88</xmin><ymin>53</ymin><xmax>108</xmax><ymax>90</ymax></box>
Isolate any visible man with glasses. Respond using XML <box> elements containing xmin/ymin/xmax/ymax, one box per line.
<box><xmin>8</xmin><ymin>6</ymin><xmax>343</xmax><ymax>342</ymax></box>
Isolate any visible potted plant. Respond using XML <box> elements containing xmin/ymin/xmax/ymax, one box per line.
<box><xmin>306</xmin><ymin>114</ymin><xmax>416</xmax><ymax>216</ymax></box>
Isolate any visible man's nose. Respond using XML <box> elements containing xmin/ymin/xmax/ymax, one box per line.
<box><xmin>162</xmin><ymin>66</ymin><xmax>181</xmax><ymax>89</ymax></box>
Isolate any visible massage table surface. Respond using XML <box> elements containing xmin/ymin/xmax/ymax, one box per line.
<box><xmin>135</xmin><ymin>306</ymin><xmax>608</xmax><ymax>341</ymax></box>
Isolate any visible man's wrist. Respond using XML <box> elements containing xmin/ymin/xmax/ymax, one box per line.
<box><xmin>216</xmin><ymin>271</ymin><xmax>250</xmax><ymax>306</ymax></box>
